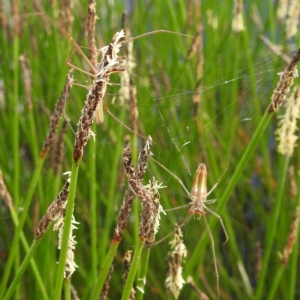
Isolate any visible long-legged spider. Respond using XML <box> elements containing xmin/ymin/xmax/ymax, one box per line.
<box><xmin>36</xmin><ymin>13</ymin><xmax>193</xmax><ymax>127</ymax></box>
<box><xmin>151</xmin><ymin>158</ymin><xmax>228</xmax><ymax>298</ymax></box>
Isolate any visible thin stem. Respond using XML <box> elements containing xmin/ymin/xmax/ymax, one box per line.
<box><xmin>254</xmin><ymin>157</ymin><xmax>290</xmax><ymax>299</ymax></box>
<box><xmin>121</xmin><ymin>238</ymin><xmax>145</xmax><ymax>300</ymax></box>
<box><xmin>91</xmin><ymin>242</ymin><xmax>119</xmax><ymax>300</ymax></box>
<box><xmin>89</xmin><ymin>124</ymin><xmax>98</xmax><ymax>285</ymax></box>
<box><xmin>53</xmin><ymin>159</ymin><xmax>80</xmax><ymax>299</ymax></box>
<box><xmin>136</xmin><ymin>246</ymin><xmax>151</xmax><ymax>300</ymax></box>
<box><xmin>3</xmin><ymin>239</ymin><xmax>42</xmax><ymax>300</ymax></box>
<box><xmin>0</xmin><ymin>156</ymin><xmax>45</xmax><ymax>298</ymax></box>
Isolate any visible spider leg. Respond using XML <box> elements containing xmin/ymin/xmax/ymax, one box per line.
<box><xmin>203</xmin><ymin>216</ymin><xmax>220</xmax><ymax>300</ymax></box>
<box><xmin>205</xmin><ymin>206</ymin><xmax>228</xmax><ymax>245</ymax></box>
<box><xmin>66</xmin><ymin>47</ymin><xmax>98</xmax><ymax>77</ymax></box>
<box><xmin>151</xmin><ymin>215</ymin><xmax>191</xmax><ymax>246</ymax></box>
<box><xmin>164</xmin><ymin>204</ymin><xmax>190</xmax><ymax>212</ymax></box>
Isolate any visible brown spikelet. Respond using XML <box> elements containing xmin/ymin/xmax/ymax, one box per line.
<box><xmin>186</xmin><ymin>276</ymin><xmax>209</xmax><ymax>300</ymax></box>
<box><xmin>113</xmin><ymin>137</ymin><xmax>152</xmax><ymax>243</ymax></box>
<box><xmin>41</xmin><ymin>70</ymin><xmax>74</xmax><ymax>157</ymax></box>
<box><xmin>19</xmin><ymin>54</ymin><xmax>33</xmax><ymax>110</ymax></box>
<box><xmin>73</xmin><ymin>31</ymin><xmax>125</xmax><ymax>162</ymax></box>
<box><xmin>268</xmin><ymin>48</ymin><xmax>300</xmax><ymax>113</ymax></box>
<box><xmin>280</xmin><ymin>207</ymin><xmax>299</xmax><ymax>265</ymax></box>
<box><xmin>86</xmin><ymin>0</ymin><xmax>97</xmax><ymax>67</ymax></box>
<box><xmin>99</xmin><ymin>265</ymin><xmax>114</xmax><ymax>300</ymax></box>
<box><xmin>122</xmin><ymin>144</ymin><xmax>154</xmax><ymax>240</ymax></box>
<box><xmin>35</xmin><ymin>180</ymin><xmax>69</xmax><ymax>239</ymax></box>
<box><xmin>0</xmin><ymin>170</ymin><xmax>13</xmax><ymax>210</ymax></box>
<box><xmin>254</xmin><ymin>241</ymin><xmax>262</xmax><ymax>280</ymax></box>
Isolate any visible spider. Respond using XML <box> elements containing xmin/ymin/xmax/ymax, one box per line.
<box><xmin>151</xmin><ymin>158</ymin><xmax>228</xmax><ymax>299</ymax></box>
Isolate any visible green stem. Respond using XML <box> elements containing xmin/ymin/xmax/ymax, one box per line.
<box><xmin>64</xmin><ymin>279</ymin><xmax>71</xmax><ymax>300</ymax></box>
<box><xmin>53</xmin><ymin>159</ymin><xmax>80</xmax><ymax>299</ymax></box>
<box><xmin>3</xmin><ymin>239</ymin><xmax>42</xmax><ymax>300</ymax></box>
<box><xmin>254</xmin><ymin>157</ymin><xmax>290</xmax><ymax>299</ymax></box>
<box><xmin>121</xmin><ymin>238</ymin><xmax>145</xmax><ymax>300</ymax></box>
<box><xmin>136</xmin><ymin>246</ymin><xmax>151</xmax><ymax>300</ymax></box>
<box><xmin>91</xmin><ymin>242</ymin><xmax>119</xmax><ymax>300</ymax></box>
<box><xmin>10</xmin><ymin>207</ymin><xmax>49</xmax><ymax>300</ymax></box>
<box><xmin>288</xmin><ymin>172</ymin><xmax>300</xmax><ymax>300</ymax></box>
<box><xmin>184</xmin><ymin>110</ymin><xmax>273</xmax><ymax>276</ymax></box>
<box><xmin>0</xmin><ymin>156</ymin><xmax>45</xmax><ymax>299</ymax></box>
<box><xmin>89</xmin><ymin>124</ymin><xmax>98</xmax><ymax>284</ymax></box>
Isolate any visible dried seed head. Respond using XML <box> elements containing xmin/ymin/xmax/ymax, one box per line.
<box><xmin>113</xmin><ymin>137</ymin><xmax>153</xmax><ymax>243</ymax></box>
<box><xmin>41</xmin><ymin>70</ymin><xmax>73</xmax><ymax>157</ymax></box>
<box><xmin>35</xmin><ymin>180</ymin><xmax>70</xmax><ymax>239</ymax></box>
<box><xmin>275</xmin><ymin>86</ymin><xmax>300</xmax><ymax>156</ymax></box>
<box><xmin>268</xmin><ymin>49</ymin><xmax>300</xmax><ymax>113</ymax></box>
<box><xmin>73</xmin><ymin>30</ymin><xmax>125</xmax><ymax>162</ymax></box>
<box><xmin>165</xmin><ymin>225</ymin><xmax>187</xmax><ymax>299</ymax></box>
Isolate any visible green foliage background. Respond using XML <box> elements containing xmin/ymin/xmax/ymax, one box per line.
<box><xmin>0</xmin><ymin>0</ymin><xmax>300</xmax><ymax>299</ymax></box>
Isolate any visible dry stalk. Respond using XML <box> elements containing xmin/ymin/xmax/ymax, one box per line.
<box><xmin>187</xmin><ymin>25</ymin><xmax>203</xmax><ymax>116</ymax></box>
<box><xmin>19</xmin><ymin>54</ymin><xmax>33</xmax><ymax>110</ymax></box>
<box><xmin>35</xmin><ymin>180</ymin><xmax>69</xmax><ymax>239</ymax></box>
<box><xmin>186</xmin><ymin>276</ymin><xmax>209</xmax><ymax>300</ymax></box>
<box><xmin>59</xmin><ymin>0</ymin><xmax>73</xmax><ymax>34</ymax></box>
<box><xmin>259</xmin><ymin>35</ymin><xmax>291</xmax><ymax>64</ymax></box>
<box><xmin>113</xmin><ymin>137</ymin><xmax>152</xmax><ymax>243</ymax></box>
<box><xmin>73</xmin><ymin>30</ymin><xmax>125</xmax><ymax>162</ymax></box>
<box><xmin>268</xmin><ymin>48</ymin><xmax>300</xmax><ymax>113</ymax></box>
<box><xmin>41</xmin><ymin>70</ymin><xmax>74</xmax><ymax>157</ymax></box>
<box><xmin>280</xmin><ymin>207</ymin><xmax>299</xmax><ymax>265</ymax></box>
<box><xmin>86</xmin><ymin>0</ymin><xmax>97</xmax><ymax>67</ymax></box>
<box><xmin>0</xmin><ymin>170</ymin><xmax>13</xmax><ymax>210</ymax></box>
